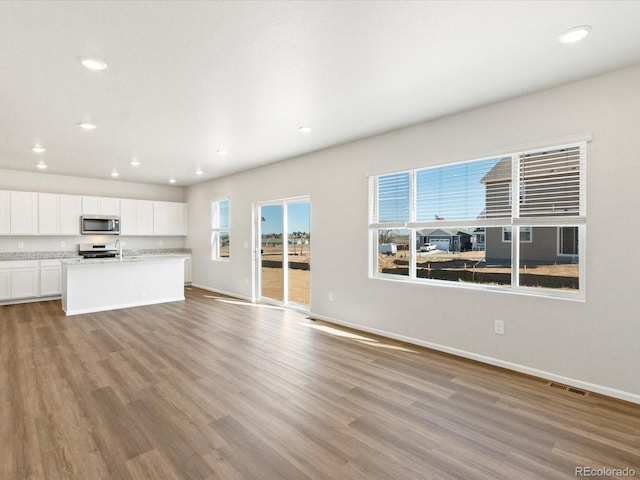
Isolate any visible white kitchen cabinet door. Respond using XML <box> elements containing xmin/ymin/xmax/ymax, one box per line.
<box><xmin>40</xmin><ymin>260</ymin><xmax>61</xmax><ymax>296</ymax></box>
<box><xmin>10</xmin><ymin>191</ymin><xmax>39</xmax><ymax>234</ymax></box>
<box><xmin>136</xmin><ymin>200</ymin><xmax>154</xmax><ymax>235</ymax></box>
<box><xmin>38</xmin><ymin>193</ymin><xmax>60</xmax><ymax>234</ymax></box>
<box><xmin>0</xmin><ymin>269</ymin><xmax>10</xmax><ymax>299</ymax></box>
<box><xmin>11</xmin><ymin>267</ymin><xmax>39</xmax><ymax>298</ymax></box>
<box><xmin>60</xmin><ymin>194</ymin><xmax>82</xmax><ymax>235</ymax></box>
<box><xmin>82</xmin><ymin>196</ymin><xmax>101</xmax><ymax>214</ymax></box>
<box><xmin>100</xmin><ymin>197</ymin><xmax>120</xmax><ymax>216</ymax></box>
<box><xmin>153</xmin><ymin>201</ymin><xmax>187</xmax><ymax>236</ymax></box>
<box><xmin>0</xmin><ymin>191</ymin><xmax>9</xmax><ymax>234</ymax></box>
<box><xmin>177</xmin><ymin>203</ymin><xmax>188</xmax><ymax>235</ymax></box>
<box><xmin>167</xmin><ymin>202</ymin><xmax>185</xmax><ymax>236</ymax></box>
<box><xmin>119</xmin><ymin>199</ymin><xmax>137</xmax><ymax>235</ymax></box>
<box><xmin>82</xmin><ymin>196</ymin><xmax>120</xmax><ymax>216</ymax></box>
<box><xmin>153</xmin><ymin>201</ymin><xmax>170</xmax><ymax>235</ymax></box>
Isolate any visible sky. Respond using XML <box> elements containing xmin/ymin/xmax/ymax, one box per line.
<box><xmin>261</xmin><ymin>202</ymin><xmax>310</xmax><ymax>235</ymax></box>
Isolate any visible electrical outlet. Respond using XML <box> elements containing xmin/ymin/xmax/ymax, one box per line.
<box><xmin>18</xmin><ymin>241</ymin><xmax>24</xmax><ymax>249</ymax></box>
<box><xmin>60</xmin><ymin>241</ymin><xmax>66</xmax><ymax>248</ymax></box>
<box><xmin>245</xmin><ymin>277</ymin><xmax>249</xmax><ymax>285</ymax></box>
<box><xmin>158</xmin><ymin>240</ymin><xmax>164</xmax><ymax>246</ymax></box>
<box><xmin>328</xmin><ymin>292</ymin><xmax>334</xmax><ymax>302</ymax></box>
<box><xmin>244</xmin><ymin>241</ymin><xmax>249</xmax><ymax>249</ymax></box>
<box><xmin>494</xmin><ymin>320</ymin><xmax>505</xmax><ymax>335</ymax></box>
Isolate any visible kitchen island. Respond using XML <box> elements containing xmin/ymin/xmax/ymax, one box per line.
<box><xmin>61</xmin><ymin>255</ymin><xmax>188</xmax><ymax>316</ymax></box>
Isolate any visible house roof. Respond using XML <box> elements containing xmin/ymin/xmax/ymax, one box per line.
<box><xmin>420</xmin><ymin>229</ymin><xmax>472</xmax><ymax>237</ymax></box>
<box><xmin>480</xmin><ymin>157</ymin><xmax>511</xmax><ymax>184</ymax></box>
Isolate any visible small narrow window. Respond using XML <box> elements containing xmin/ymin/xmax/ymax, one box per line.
<box><xmin>211</xmin><ymin>199</ymin><xmax>230</xmax><ymax>260</ymax></box>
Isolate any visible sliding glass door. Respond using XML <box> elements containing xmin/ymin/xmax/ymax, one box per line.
<box><xmin>259</xmin><ymin>204</ymin><xmax>284</xmax><ymax>302</ymax></box>
<box><xmin>257</xmin><ymin>198</ymin><xmax>310</xmax><ymax>309</ymax></box>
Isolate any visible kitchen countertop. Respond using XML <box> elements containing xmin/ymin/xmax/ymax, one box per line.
<box><xmin>0</xmin><ymin>249</ymin><xmax>191</xmax><ymax>262</ymax></box>
<box><xmin>61</xmin><ymin>253</ymin><xmax>190</xmax><ymax>266</ymax></box>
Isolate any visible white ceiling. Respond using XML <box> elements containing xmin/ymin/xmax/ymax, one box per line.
<box><xmin>2</xmin><ymin>1</ymin><xmax>640</xmax><ymax>187</ymax></box>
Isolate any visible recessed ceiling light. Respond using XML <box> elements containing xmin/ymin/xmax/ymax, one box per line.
<box><xmin>130</xmin><ymin>158</ymin><xmax>141</xmax><ymax>166</ymax></box>
<box><xmin>110</xmin><ymin>170</ymin><xmax>120</xmax><ymax>178</ymax></box>
<box><xmin>195</xmin><ymin>168</ymin><xmax>203</xmax><ymax>175</ymax></box>
<box><xmin>78</xmin><ymin>57</ymin><xmax>108</xmax><ymax>71</ymax></box>
<box><xmin>169</xmin><ymin>177</ymin><xmax>176</xmax><ymax>184</ymax></box>
<box><xmin>78</xmin><ymin>122</ymin><xmax>97</xmax><ymax>131</ymax></box>
<box><xmin>216</xmin><ymin>149</ymin><xmax>228</xmax><ymax>156</ymax></box>
<box><xmin>36</xmin><ymin>161</ymin><xmax>47</xmax><ymax>170</ymax></box>
<box><xmin>31</xmin><ymin>146</ymin><xmax>46</xmax><ymax>153</ymax></box>
<box><xmin>298</xmin><ymin>126</ymin><xmax>313</xmax><ymax>133</ymax></box>
<box><xmin>558</xmin><ymin>25</ymin><xmax>592</xmax><ymax>44</ymax></box>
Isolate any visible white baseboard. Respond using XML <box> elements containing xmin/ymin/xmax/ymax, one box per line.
<box><xmin>309</xmin><ymin>312</ymin><xmax>640</xmax><ymax>405</ymax></box>
<box><xmin>190</xmin><ymin>283</ymin><xmax>254</xmax><ymax>303</ymax></box>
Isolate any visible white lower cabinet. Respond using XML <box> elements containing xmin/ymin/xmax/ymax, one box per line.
<box><xmin>40</xmin><ymin>259</ymin><xmax>62</xmax><ymax>296</ymax></box>
<box><xmin>0</xmin><ymin>259</ymin><xmax>64</xmax><ymax>301</ymax></box>
<box><xmin>0</xmin><ymin>269</ymin><xmax>10</xmax><ymax>300</ymax></box>
<box><xmin>0</xmin><ymin>261</ymin><xmax>40</xmax><ymax>300</ymax></box>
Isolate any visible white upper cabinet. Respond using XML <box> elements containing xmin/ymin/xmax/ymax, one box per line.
<box><xmin>0</xmin><ymin>191</ymin><xmax>9</xmax><ymax>234</ymax></box>
<box><xmin>100</xmin><ymin>197</ymin><xmax>120</xmax><ymax>216</ymax></box>
<box><xmin>0</xmin><ymin>190</ymin><xmax>185</xmax><ymax>237</ymax></box>
<box><xmin>119</xmin><ymin>199</ymin><xmax>137</xmax><ymax>235</ymax></box>
<box><xmin>120</xmin><ymin>199</ymin><xmax>155</xmax><ymax>236</ymax></box>
<box><xmin>153</xmin><ymin>201</ymin><xmax>187</xmax><ymax>236</ymax></box>
<box><xmin>39</xmin><ymin>193</ymin><xmax>82</xmax><ymax>235</ymax></box>
<box><xmin>136</xmin><ymin>200</ymin><xmax>154</xmax><ymax>236</ymax></box>
<box><xmin>82</xmin><ymin>196</ymin><xmax>120</xmax><ymax>216</ymax></box>
<box><xmin>10</xmin><ymin>191</ymin><xmax>38</xmax><ymax>234</ymax></box>
<box><xmin>38</xmin><ymin>193</ymin><xmax>60</xmax><ymax>234</ymax></box>
<box><xmin>59</xmin><ymin>194</ymin><xmax>82</xmax><ymax>235</ymax></box>
<box><xmin>81</xmin><ymin>196</ymin><xmax>100</xmax><ymax>214</ymax></box>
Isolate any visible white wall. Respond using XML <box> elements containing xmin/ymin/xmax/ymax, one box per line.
<box><xmin>186</xmin><ymin>65</ymin><xmax>640</xmax><ymax>402</ymax></box>
<box><xmin>0</xmin><ymin>169</ymin><xmax>186</xmax><ymax>253</ymax></box>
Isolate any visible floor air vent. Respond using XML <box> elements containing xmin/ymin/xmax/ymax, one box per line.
<box><xmin>548</xmin><ymin>382</ymin><xmax>589</xmax><ymax>396</ymax></box>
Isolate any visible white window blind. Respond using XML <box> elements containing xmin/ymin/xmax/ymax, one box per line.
<box><xmin>376</xmin><ymin>172</ymin><xmax>410</xmax><ymax>223</ymax></box>
<box><xmin>416</xmin><ymin>157</ymin><xmax>511</xmax><ymax>222</ymax></box>
<box><xmin>518</xmin><ymin>145</ymin><xmax>583</xmax><ymax>217</ymax></box>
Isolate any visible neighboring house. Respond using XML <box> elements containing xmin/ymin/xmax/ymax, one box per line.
<box><xmin>481</xmin><ymin>153</ymin><xmax>580</xmax><ymax>265</ymax></box>
<box><xmin>418</xmin><ymin>229</ymin><xmax>472</xmax><ymax>252</ymax></box>
<box><xmin>471</xmin><ymin>227</ymin><xmax>486</xmax><ymax>251</ymax></box>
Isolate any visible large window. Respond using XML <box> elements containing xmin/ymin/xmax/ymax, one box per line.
<box><xmin>211</xmin><ymin>199</ymin><xmax>230</xmax><ymax>260</ymax></box>
<box><xmin>369</xmin><ymin>142</ymin><xmax>586</xmax><ymax>298</ymax></box>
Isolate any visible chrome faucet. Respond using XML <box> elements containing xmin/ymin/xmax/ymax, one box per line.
<box><xmin>115</xmin><ymin>239</ymin><xmax>123</xmax><ymax>261</ymax></box>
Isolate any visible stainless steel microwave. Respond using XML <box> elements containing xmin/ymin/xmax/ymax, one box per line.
<box><xmin>81</xmin><ymin>215</ymin><xmax>120</xmax><ymax>235</ymax></box>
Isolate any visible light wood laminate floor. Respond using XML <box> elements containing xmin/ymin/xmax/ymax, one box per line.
<box><xmin>1</xmin><ymin>287</ymin><xmax>639</xmax><ymax>479</ymax></box>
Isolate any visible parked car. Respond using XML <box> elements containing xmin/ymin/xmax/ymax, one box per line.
<box><xmin>419</xmin><ymin>243</ymin><xmax>437</xmax><ymax>252</ymax></box>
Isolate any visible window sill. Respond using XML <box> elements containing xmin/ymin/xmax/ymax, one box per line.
<box><xmin>371</xmin><ymin>273</ymin><xmax>585</xmax><ymax>302</ymax></box>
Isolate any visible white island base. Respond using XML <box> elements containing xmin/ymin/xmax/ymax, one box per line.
<box><xmin>61</xmin><ymin>256</ymin><xmax>186</xmax><ymax>316</ymax></box>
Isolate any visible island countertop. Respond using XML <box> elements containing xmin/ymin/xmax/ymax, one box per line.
<box><xmin>61</xmin><ymin>253</ymin><xmax>190</xmax><ymax>266</ymax></box>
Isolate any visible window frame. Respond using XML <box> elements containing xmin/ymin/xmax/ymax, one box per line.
<box><xmin>502</xmin><ymin>226</ymin><xmax>532</xmax><ymax>243</ymax></box>
<box><xmin>557</xmin><ymin>226</ymin><xmax>579</xmax><ymax>257</ymax></box>
<box><xmin>211</xmin><ymin>198</ymin><xmax>230</xmax><ymax>261</ymax></box>
<box><xmin>368</xmin><ymin>141</ymin><xmax>587</xmax><ymax>300</ymax></box>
